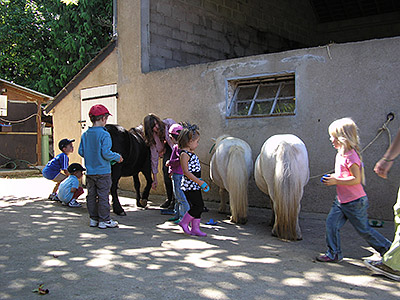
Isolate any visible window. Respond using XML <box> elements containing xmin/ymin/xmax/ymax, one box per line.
<box><xmin>226</xmin><ymin>73</ymin><xmax>295</xmax><ymax>118</ymax></box>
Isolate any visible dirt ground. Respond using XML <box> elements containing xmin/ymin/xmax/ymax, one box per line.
<box><xmin>0</xmin><ymin>176</ymin><xmax>399</xmax><ymax>300</ymax></box>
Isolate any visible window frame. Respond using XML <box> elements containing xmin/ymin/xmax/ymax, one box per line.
<box><xmin>226</xmin><ymin>72</ymin><xmax>296</xmax><ymax>119</ymax></box>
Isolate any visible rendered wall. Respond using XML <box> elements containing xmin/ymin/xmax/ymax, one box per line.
<box><xmin>51</xmin><ymin>50</ymin><xmax>118</xmax><ymax>166</ymax></box>
<box><xmin>117</xmin><ymin>1</ymin><xmax>400</xmax><ymax>220</ymax></box>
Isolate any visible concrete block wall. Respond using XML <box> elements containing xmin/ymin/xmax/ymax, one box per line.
<box><xmin>147</xmin><ymin>0</ymin><xmax>317</xmax><ymax>71</ymax></box>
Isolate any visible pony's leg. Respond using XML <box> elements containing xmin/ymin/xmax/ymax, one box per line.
<box><xmin>269</xmin><ymin>199</ymin><xmax>275</xmax><ymax>227</ymax></box>
<box><xmin>296</xmin><ymin>205</ymin><xmax>303</xmax><ymax>240</ymax></box>
<box><xmin>296</xmin><ymin>219</ymin><xmax>303</xmax><ymax>240</ymax></box>
<box><xmin>111</xmin><ymin>165</ymin><xmax>126</xmax><ymax>215</ymax></box>
<box><xmin>270</xmin><ymin>200</ymin><xmax>279</xmax><ymax>237</ymax></box>
<box><xmin>133</xmin><ymin>174</ymin><xmax>146</xmax><ymax>208</ymax></box>
<box><xmin>218</xmin><ymin>188</ymin><xmax>229</xmax><ymax>214</ymax></box>
<box><xmin>139</xmin><ymin>158</ymin><xmax>153</xmax><ymax>208</ymax></box>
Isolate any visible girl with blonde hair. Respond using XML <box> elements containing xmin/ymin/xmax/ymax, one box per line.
<box><xmin>317</xmin><ymin>118</ymin><xmax>391</xmax><ymax>262</ymax></box>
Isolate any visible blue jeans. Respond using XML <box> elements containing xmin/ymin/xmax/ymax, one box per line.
<box><xmin>325</xmin><ymin>196</ymin><xmax>391</xmax><ymax>260</ymax></box>
<box><xmin>172</xmin><ymin>173</ymin><xmax>190</xmax><ymax>219</ymax></box>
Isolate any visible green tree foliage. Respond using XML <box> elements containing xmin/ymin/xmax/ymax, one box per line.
<box><xmin>0</xmin><ymin>0</ymin><xmax>112</xmax><ymax>96</ymax></box>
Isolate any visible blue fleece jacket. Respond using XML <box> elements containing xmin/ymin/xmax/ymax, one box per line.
<box><xmin>78</xmin><ymin>126</ymin><xmax>121</xmax><ymax>175</ymax></box>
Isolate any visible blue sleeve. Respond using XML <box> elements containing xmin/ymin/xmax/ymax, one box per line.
<box><xmin>72</xmin><ymin>177</ymin><xmax>79</xmax><ymax>189</ymax></box>
<box><xmin>61</xmin><ymin>153</ymin><xmax>69</xmax><ymax>170</ymax></box>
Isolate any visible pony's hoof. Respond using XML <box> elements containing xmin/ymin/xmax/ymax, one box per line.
<box><xmin>230</xmin><ymin>216</ymin><xmax>247</xmax><ymax>225</ymax></box>
<box><xmin>238</xmin><ymin>218</ymin><xmax>248</xmax><ymax>225</ymax></box>
<box><xmin>137</xmin><ymin>199</ymin><xmax>147</xmax><ymax>208</ymax></box>
<box><xmin>115</xmin><ymin>211</ymin><xmax>127</xmax><ymax>216</ymax></box>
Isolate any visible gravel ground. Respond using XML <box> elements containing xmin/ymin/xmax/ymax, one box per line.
<box><xmin>0</xmin><ymin>176</ymin><xmax>399</xmax><ymax>300</ymax></box>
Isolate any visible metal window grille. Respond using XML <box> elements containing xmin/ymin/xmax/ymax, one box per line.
<box><xmin>227</xmin><ymin>74</ymin><xmax>295</xmax><ymax>118</ymax></box>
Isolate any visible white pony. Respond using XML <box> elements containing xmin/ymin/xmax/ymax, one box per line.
<box><xmin>210</xmin><ymin>135</ymin><xmax>253</xmax><ymax>224</ymax></box>
<box><xmin>254</xmin><ymin>134</ymin><xmax>309</xmax><ymax>241</ymax></box>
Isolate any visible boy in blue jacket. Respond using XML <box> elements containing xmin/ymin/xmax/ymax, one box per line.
<box><xmin>43</xmin><ymin>138</ymin><xmax>75</xmax><ymax>201</ymax></box>
<box><xmin>78</xmin><ymin>104</ymin><xmax>123</xmax><ymax>229</ymax></box>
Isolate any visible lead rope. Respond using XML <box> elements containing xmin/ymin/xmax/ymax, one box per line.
<box><xmin>309</xmin><ymin>113</ymin><xmax>394</xmax><ymax>180</ymax></box>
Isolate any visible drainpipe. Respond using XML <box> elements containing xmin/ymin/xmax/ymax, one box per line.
<box><xmin>113</xmin><ymin>0</ymin><xmax>117</xmax><ymax>38</ymax></box>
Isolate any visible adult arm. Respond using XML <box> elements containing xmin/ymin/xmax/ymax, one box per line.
<box><xmin>163</xmin><ymin>119</ymin><xmax>176</xmax><ymax>149</ymax></box>
<box><xmin>150</xmin><ymin>145</ymin><xmax>159</xmax><ymax>189</ymax></box>
<box><xmin>374</xmin><ymin>128</ymin><xmax>400</xmax><ymax>179</ymax></box>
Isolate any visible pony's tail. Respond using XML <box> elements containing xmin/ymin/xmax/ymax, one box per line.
<box><xmin>272</xmin><ymin>142</ymin><xmax>303</xmax><ymax>240</ymax></box>
<box><xmin>226</xmin><ymin>145</ymin><xmax>248</xmax><ymax>224</ymax></box>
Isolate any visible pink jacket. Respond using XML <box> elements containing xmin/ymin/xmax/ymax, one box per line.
<box><xmin>150</xmin><ymin>118</ymin><xmax>176</xmax><ymax>174</ymax></box>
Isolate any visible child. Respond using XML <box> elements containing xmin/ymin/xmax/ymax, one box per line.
<box><xmin>78</xmin><ymin>104</ymin><xmax>123</xmax><ymax>229</ymax></box>
<box><xmin>178</xmin><ymin>123</ymin><xmax>210</xmax><ymax>236</ymax></box>
<box><xmin>58</xmin><ymin>163</ymin><xmax>85</xmax><ymax>207</ymax></box>
<box><xmin>317</xmin><ymin>117</ymin><xmax>391</xmax><ymax>262</ymax></box>
<box><xmin>165</xmin><ymin>123</ymin><xmax>190</xmax><ymax>224</ymax></box>
<box><xmin>143</xmin><ymin>114</ymin><xmax>176</xmax><ymax>209</ymax></box>
<box><xmin>42</xmin><ymin>138</ymin><xmax>75</xmax><ymax>201</ymax></box>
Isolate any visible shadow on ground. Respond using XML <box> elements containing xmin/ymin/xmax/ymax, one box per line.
<box><xmin>0</xmin><ymin>177</ymin><xmax>399</xmax><ymax>299</ymax></box>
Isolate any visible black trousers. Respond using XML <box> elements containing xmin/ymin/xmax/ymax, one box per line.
<box><xmin>184</xmin><ymin>189</ymin><xmax>204</xmax><ymax>218</ymax></box>
<box><xmin>162</xmin><ymin>145</ymin><xmax>174</xmax><ymax>201</ymax></box>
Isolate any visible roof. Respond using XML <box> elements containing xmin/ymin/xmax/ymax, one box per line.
<box><xmin>0</xmin><ymin>79</ymin><xmax>53</xmax><ymax>102</ymax></box>
<box><xmin>309</xmin><ymin>0</ymin><xmax>400</xmax><ymax>23</ymax></box>
<box><xmin>44</xmin><ymin>39</ymin><xmax>117</xmax><ymax>114</ymax></box>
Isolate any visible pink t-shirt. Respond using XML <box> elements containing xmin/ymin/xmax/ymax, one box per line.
<box><xmin>335</xmin><ymin>149</ymin><xmax>366</xmax><ymax>203</ymax></box>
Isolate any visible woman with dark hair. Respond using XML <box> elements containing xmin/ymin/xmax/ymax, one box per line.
<box><xmin>143</xmin><ymin>113</ymin><xmax>176</xmax><ymax>208</ymax></box>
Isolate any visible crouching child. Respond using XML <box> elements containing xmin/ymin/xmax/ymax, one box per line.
<box><xmin>58</xmin><ymin>163</ymin><xmax>86</xmax><ymax>208</ymax></box>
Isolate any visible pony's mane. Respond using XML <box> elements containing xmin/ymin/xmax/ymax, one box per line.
<box><xmin>215</xmin><ymin>135</ymin><xmax>231</xmax><ymax>147</ymax></box>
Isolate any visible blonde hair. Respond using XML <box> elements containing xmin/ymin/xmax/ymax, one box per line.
<box><xmin>328</xmin><ymin>117</ymin><xmax>365</xmax><ymax>184</ymax></box>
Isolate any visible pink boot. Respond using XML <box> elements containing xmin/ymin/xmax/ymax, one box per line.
<box><xmin>178</xmin><ymin>212</ymin><xmax>194</xmax><ymax>234</ymax></box>
<box><xmin>190</xmin><ymin>218</ymin><xmax>207</xmax><ymax>237</ymax></box>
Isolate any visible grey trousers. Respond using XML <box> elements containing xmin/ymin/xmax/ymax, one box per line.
<box><xmin>86</xmin><ymin>174</ymin><xmax>112</xmax><ymax>222</ymax></box>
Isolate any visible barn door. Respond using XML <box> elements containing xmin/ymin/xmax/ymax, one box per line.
<box><xmin>80</xmin><ymin>84</ymin><xmax>118</xmax><ymax>133</ymax></box>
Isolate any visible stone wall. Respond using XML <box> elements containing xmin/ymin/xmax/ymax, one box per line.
<box><xmin>144</xmin><ymin>0</ymin><xmax>400</xmax><ymax>72</ymax></box>
<box><xmin>146</xmin><ymin>0</ymin><xmax>317</xmax><ymax>71</ymax></box>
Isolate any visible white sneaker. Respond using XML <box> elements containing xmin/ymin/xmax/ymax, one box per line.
<box><xmin>98</xmin><ymin>219</ymin><xmax>118</xmax><ymax>229</ymax></box>
<box><xmin>89</xmin><ymin>219</ymin><xmax>99</xmax><ymax>227</ymax></box>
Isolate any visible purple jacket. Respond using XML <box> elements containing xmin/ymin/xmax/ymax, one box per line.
<box><xmin>168</xmin><ymin>144</ymin><xmax>183</xmax><ymax>175</ymax></box>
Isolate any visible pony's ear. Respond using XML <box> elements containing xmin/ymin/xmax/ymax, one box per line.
<box><xmin>211</xmin><ymin>137</ymin><xmax>216</xmax><ymax>142</ymax></box>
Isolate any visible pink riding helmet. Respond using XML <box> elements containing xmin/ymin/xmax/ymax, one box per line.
<box><xmin>169</xmin><ymin>123</ymin><xmax>183</xmax><ymax>135</ymax></box>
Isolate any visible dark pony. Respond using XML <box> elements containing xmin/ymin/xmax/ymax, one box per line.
<box><xmin>106</xmin><ymin>124</ymin><xmax>153</xmax><ymax>215</ymax></box>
